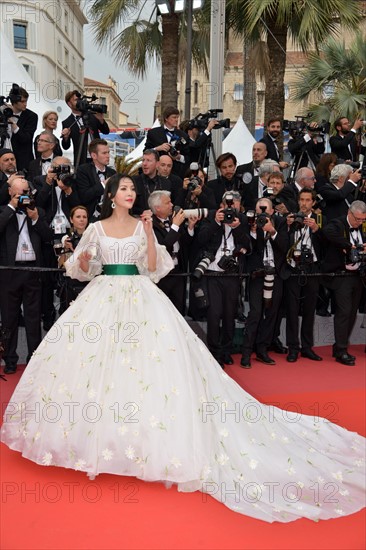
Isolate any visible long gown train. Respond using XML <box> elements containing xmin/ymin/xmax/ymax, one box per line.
<box><xmin>1</xmin><ymin>221</ymin><xmax>365</xmax><ymax>523</ymax></box>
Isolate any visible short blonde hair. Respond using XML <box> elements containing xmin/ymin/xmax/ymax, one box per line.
<box><xmin>42</xmin><ymin>110</ymin><xmax>58</xmax><ymax>128</ymax></box>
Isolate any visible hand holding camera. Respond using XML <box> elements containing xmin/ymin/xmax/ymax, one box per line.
<box><xmin>172</xmin><ymin>208</ymin><xmax>186</xmax><ymax>227</ymax></box>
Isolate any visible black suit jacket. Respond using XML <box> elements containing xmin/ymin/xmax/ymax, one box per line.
<box><xmin>75</xmin><ymin>163</ymin><xmax>116</xmax><ymax>218</ymax></box>
<box><xmin>33</xmin><ymin>176</ymin><xmax>81</xmax><ymax>225</ymax></box>
<box><xmin>321</xmin><ymin>180</ymin><xmax>359</xmax><ymax>220</ymax></box>
<box><xmin>27</xmin><ymin>157</ymin><xmax>56</xmax><ymax>183</ymax></box>
<box><xmin>61</xmin><ymin>113</ymin><xmax>110</xmax><ymax>167</ymax></box>
<box><xmin>260</xmin><ymin>134</ymin><xmax>280</xmax><ymax>162</ymax></box>
<box><xmin>132</xmin><ymin>174</ymin><xmax>172</xmax><ymax>216</ymax></box>
<box><xmin>329</xmin><ymin>132</ymin><xmax>357</xmax><ymax>161</ymax></box>
<box><xmin>0</xmin><ymin>204</ymin><xmax>53</xmax><ymax>266</ymax></box>
<box><xmin>322</xmin><ymin>216</ymin><xmax>366</xmax><ymax>273</ymax></box>
<box><xmin>144</xmin><ymin>126</ymin><xmax>190</xmax><ymax>178</ymax></box>
<box><xmin>0</xmin><ymin>172</ymin><xmax>10</xmax><ymax>206</ymax></box>
<box><xmin>288</xmin><ymin>136</ymin><xmax>325</xmax><ymax>169</ymax></box>
<box><xmin>246</xmin><ymin>216</ymin><xmax>289</xmax><ymax>277</ymax></box>
<box><xmin>11</xmin><ymin>108</ymin><xmax>38</xmax><ymax>171</ymax></box>
<box><xmin>206</xmin><ymin>175</ymin><xmax>244</xmax><ymax>209</ymax></box>
<box><xmin>152</xmin><ymin>215</ymin><xmax>193</xmax><ymax>272</ymax></box>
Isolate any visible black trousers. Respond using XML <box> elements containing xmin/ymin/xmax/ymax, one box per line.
<box><xmin>285</xmin><ymin>270</ymin><xmax>320</xmax><ymax>352</ymax></box>
<box><xmin>322</xmin><ymin>273</ymin><xmax>363</xmax><ymax>354</ymax></box>
<box><xmin>206</xmin><ymin>273</ymin><xmax>240</xmax><ymax>359</ymax></box>
<box><xmin>0</xmin><ymin>265</ymin><xmax>42</xmax><ymax>365</ymax></box>
<box><xmin>242</xmin><ymin>274</ymin><xmax>283</xmax><ymax>354</ymax></box>
<box><xmin>157</xmin><ymin>271</ymin><xmax>187</xmax><ymax>315</ymax></box>
<box><xmin>41</xmin><ymin>242</ymin><xmax>58</xmax><ymax>322</ymax></box>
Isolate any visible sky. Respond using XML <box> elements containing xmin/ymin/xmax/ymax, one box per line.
<box><xmin>83</xmin><ymin>20</ymin><xmax>160</xmax><ymax>129</ymax></box>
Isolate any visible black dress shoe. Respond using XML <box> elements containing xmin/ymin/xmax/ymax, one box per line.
<box><xmin>336</xmin><ymin>353</ymin><xmax>355</xmax><ymax>366</ymax></box>
<box><xmin>269</xmin><ymin>338</ymin><xmax>288</xmax><ymax>354</ymax></box>
<box><xmin>332</xmin><ymin>347</ymin><xmax>355</xmax><ymax>361</ymax></box>
<box><xmin>4</xmin><ymin>364</ymin><xmax>17</xmax><ymax>374</ymax></box>
<box><xmin>240</xmin><ymin>355</ymin><xmax>252</xmax><ymax>369</ymax></box>
<box><xmin>223</xmin><ymin>354</ymin><xmax>234</xmax><ymax>365</ymax></box>
<box><xmin>256</xmin><ymin>352</ymin><xmax>276</xmax><ymax>365</ymax></box>
<box><xmin>287</xmin><ymin>351</ymin><xmax>298</xmax><ymax>363</ymax></box>
<box><xmin>301</xmin><ymin>349</ymin><xmax>323</xmax><ymax>361</ymax></box>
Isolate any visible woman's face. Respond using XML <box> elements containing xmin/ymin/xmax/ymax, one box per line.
<box><xmin>44</xmin><ymin>113</ymin><xmax>58</xmax><ymax>130</ymax></box>
<box><xmin>198</xmin><ymin>170</ymin><xmax>205</xmax><ymax>184</ymax></box>
<box><xmin>71</xmin><ymin>209</ymin><xmax>88</xmax><ymax>232</ymax></box>
<box><xmin>113</xmin><ymin>178</ymin><xmax>136</xmax><ymax>209</ymax></box>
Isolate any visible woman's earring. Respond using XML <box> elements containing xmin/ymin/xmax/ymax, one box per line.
<box><xmin>111</xmin><ymin>201</ymin><xmax>116</xmax><ymax>209</ymax></box>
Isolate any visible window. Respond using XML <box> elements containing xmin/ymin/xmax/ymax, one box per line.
<box><xmin>64</xmin><ymin>10</ymin><xmax>68</xmax><ymax>34</ymax></box>
<box><xmin>233</xmin><ymin>83</ymin><xmax>243</xmax><ymax>101</ymax></box>
<box><xmin>99</xmin><ymin>97</ymin><xmax>107</xmax><ymax>105</ymax></box>
<box><xmin>193</xmin><ymin>81</ymin><xmax>199</xmax><ymax>105</ymax></box>
<box><xmin>13</xmin><ymin>23</ymin><xmax>27</xmax><ymax>49</ymax></box>
<box><xmin>64</xmin><ymin>48</ymin><xmax>69</xmax><ymax>71</ymax></box>
<box><xmin>57</xmin><ymin>40</ymin><xmax>62</xmax><ymax>63</ymax></box>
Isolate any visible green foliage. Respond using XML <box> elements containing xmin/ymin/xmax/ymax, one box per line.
<box><xmin>114</xmin><ymin>156</ymin><xmax>141</xmax><ymax>176</ymax></box>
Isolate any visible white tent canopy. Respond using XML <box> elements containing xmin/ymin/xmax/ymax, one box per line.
<box><xmin>125</xmin><ymin>118</ymin><xmax>161</xmax><ymax>162</ymax></box>
<box><xmin>222</xmin><ymin>115</ymin><xmax>256</xmax><ymax>164</ymax></box>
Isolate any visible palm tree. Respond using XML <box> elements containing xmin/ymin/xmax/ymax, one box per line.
<box><xmin>88</xmin><ymin>0</ymin><xmax>209</xmax><ymax>112</ymax></box>
<box><xmin>293</xmin><ymin>33</ymin><xmax>366</xmax><ymax>125</ymax></box>
<box><xmin>227</xmin><ymin>0</ymin><xmax>361</xmax><ymax>140</ymax></box>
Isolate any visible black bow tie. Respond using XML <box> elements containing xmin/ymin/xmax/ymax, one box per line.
<box><xmin>12</xmin><ymin>114</ymin><xmax>20</xmax><ymax>119</ymax></box>
<box><xmin>41</xmin><ymin>158</ymin><xmax>52</xmax><ymax>163</ymax></box>
<box><xmin>97</xmin><ymin>170</ymin><xmax>105</xmax><ymax>176</ymax></box>
<box><xmin>350</xmin><ymin>228</ymin><xmax>358</xmax><ymax>233</ymax></box>
<box><xmin>163</xmin><ymin>219</ymin><xmax>170</xmax><ymax>228</ymax></box>
<box><xmin>15</xmin><ymin>208</ymin><xmax>25</xmax><ymax>215</ymax></box>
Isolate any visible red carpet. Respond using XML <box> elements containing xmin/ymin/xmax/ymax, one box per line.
<box><xmin>1</xmin><ymin>345</ymin><xmax>365</xmax><ymax>550</ymax></box>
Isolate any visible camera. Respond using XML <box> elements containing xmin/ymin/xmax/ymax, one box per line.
<box><xmin>0</xmin><ymin>83</ymin><xmax>23</xmax><ymax>141</ymax></box>
<box><xmin>52</xmin><ymin>164</ymin><xmax>75</xmax><ymax>187</ymax></box>
<box><xmin>188</xmin><ymin>109</ymin><xmax>230</xmax><ymax>131</ymax></box>
<box><xmin>222</xmin><ymin>194</ymin><xmax>237</xmax><ymax>224</ymax></box>
<box><xmin>256</xmin><ymin>206</ymin><xmax>270</xmax><ymax>229</ymax></box>
<box><xmin>187</xmin><ymin>175</ymin><xmax>201</xmax><ymax>192</ymax></box>
<box><xmin>293</xmin><ymin>245</ymin><xmax>313</xmax><ymax>270</ymax></box>
<box><xmin>170</xmin><ymin>136</ymin><xmax>187</xmax><ymax>157</ymax></box>
<box><xmin>67</xmin><ymin>231</ymin><xmax>83</xmax><ymax>250</ymax></box>
<box><xmin>217</xmin><ymin>250</ymin><xmax>240</xmax><ymax>273</ymax></box>
<box><xmin>313</xmin><ymin>193</ymin><xmax>326</xmax><ymax>210</ymax></box>
<box><xmin>291</xmin><ymin>212</ymin><xmax>306</xmax><ymax>231</ymax></box>
<box><xmin>182</xmin><ymin>208</ymin><xmax>208</xmax><ymax>219</ymax></box>
<box><xmin>75</xmin><ymin>92</ymin><xmax>107</xmax><ymax>115</ymax></box>
<box><xmin>53</xmin><ymin>239</ymin><xmax>64</xmax><ymax>257</ymax></box>
<box><xmin>192</xmin><ymin>252</ymin><xmax>215</xmax><ymax>280</ymax></box>
<box><xmin>346</xmin><ymin>244</ymin><xmax>365</xmax><ymax>265</ymax></box>
<box><xmin>18</xmin><ymin>190</ymin><xmax>36</xmax><ymax>211</ymax></box>
<box><xmin>283</xmin><ymin>114</ymin><xmax>330</xmax><ymax>138</ymax></box>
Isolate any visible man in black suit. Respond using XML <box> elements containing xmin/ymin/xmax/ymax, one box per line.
<box><xmin>322</xmin><ymin>200</ymin><xmax>366</xmax><ymax>365</ymax></box>
<box><xmin>236</xmin><ymin>141</ymin><xmax>268</xmax><ymax>184</ymax></box>
<box><xmin>0</xmin><ymin>176</ymin><xmax>53</xmax><ymax>373</ymax></box>
<box><xmin>8</xmin><ymin>87</ymin><xmax>38</xmax><ymax>171</ymax></box>
<box><xmin>148</xmin><ymin>190</ymin><xmax>198</xmax><ymax>314</ymax></box>
<box><xmin>144</xmin><ymin>106</ymin><xmax>190</xmax><ymax>178</ymax></box>
<box><xmin>180</xmin><ymin>118</ymin><xmax>218</xmax><ymax>165</ymax></box>
<box><xmin>322</xmin><ymin>164</ymin><xmax>362</xmax><ymax>220</ymax></box>
<box><xmin>61</xmin><ymin>90</ymin><xmax>110</xmax><ymax>168</ymax></box>
<box><xmin>156</xmin><ymin>154</ymin><xmax>184</xmax><ymax>205</ymax></box>
<box><xmin>329</xmin><ymin>117</ymin><xmax>363</xmax><ymax>162</ymax></box>
<box><xmin>284</xmin><ymin>188</ymin><xmax>326</xmax><ymax>362</ymax></box>
<box><xmin>132</xmin><ymin>150</ymin><xmax>172</xmax><ymax>216</ymax></box>
<box><xmin>260</xmin><ymin>118</ymin><xmax>289</xmax><ymax>169</ymax></box>
<box><xmin>76</xmin><ymin>138</ymin><xmax>116</xmax><ymax>220</ymax></box>
<box><xmin>196</xmin><ymin>192</ymin><xmax>250</xmax><ymax>367</ymax></box>
<box><xmin>265</xmin><ymin>171</ymin><xmax>297</xmax><ymax>216</ymax></box>
<box><xmin>0</xmin><ymin>149</ymin><xmax>17</xmax><ymax>206</ymax></box>
<box><xmin>288</xmin><ymin>124</ymin><xmax>325</xmax><ymax>171</ymax></box>
<box><xmin>206</xmin><ymin>153</ymin><xmax>244</xmax><ymax>208</ymax></box>
<box><xmin>240</xmin><ymin>198</ymin><xmax>288</xmax><ymax>368</ymax></box>
<box><xmin>33</xmin><ymin>156</ymin><xmax>81</xmax><ymax>330</ymax></box>
<box><xmin>241</xmin><ymin>159</ymin><xmax>280</xmax><ymax>211</ymax></box>
<box><xmin>27</xmin><ymin>132</ymin><xmax>57</xmax><ymax>182</ymax></box>
<box><xmin>291</xmin><ymin>167</ymin><xmax>316</xmax><ymax>198</ymax></box>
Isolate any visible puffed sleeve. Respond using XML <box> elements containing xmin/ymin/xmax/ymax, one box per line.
<box><xmin>135</xmin><ymin>231</ymin><xmax>174</xmax><ymax>283</ymax></box>
<box><xmin>64</xmin><ymin>224</ymin><xmax>103</xmax><ymax>282</ymax></box>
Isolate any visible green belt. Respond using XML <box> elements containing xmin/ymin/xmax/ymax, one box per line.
<box><xmin>103</xmin><ymin>264</ymin><xmax>139</xmax><ymax>275</ymax></box>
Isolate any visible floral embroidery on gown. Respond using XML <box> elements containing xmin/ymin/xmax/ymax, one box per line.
<box><xmin>1</xmin><ymin>221</ymin><xmax>365</xmax><ymax>523</ymax></box>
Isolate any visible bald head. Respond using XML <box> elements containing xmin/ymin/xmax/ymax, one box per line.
<box><xmin>252</xmin><ymin>142</ymin><xmax>267</xmax><ymax>165</ymax></box>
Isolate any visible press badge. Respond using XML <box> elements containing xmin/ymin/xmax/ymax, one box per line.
<box><xmin>53</xmin><ymin>215</ymin><xmax>66</xmax><ymax>234</ymax></box>
<box><xmin>21</xmin><ymin>242</ymin><xmax>29</xmax><ymax>253</ymax></box>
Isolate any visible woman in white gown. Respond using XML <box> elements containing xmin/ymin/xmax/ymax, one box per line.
<box><xmin>1</xmin><ymin>175</ymin><xmax>365</xmax><ymax>523</ymax></box>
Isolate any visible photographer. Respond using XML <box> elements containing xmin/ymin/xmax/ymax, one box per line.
<box><xmin>196</xmin><ymin>191</ymin><xmax>250</xmax><ymax>367</ymax></box>
<box><xmin>330</xmin><ymin>117</ymin><xmax>363</xmax><ymax>162</ymax></box>
<box><xmin>287</xmin><ymin>122</ymin><xmax>325</xmax><ymax>172</ymax></box>
<box><xmin>241</xmin><ymin>198</ymin><xmax>288</xmax><ymax>368</ymax></box>
<box><xmin>0</xmin><ymin>149</ymin><xmax>17</xmax><ymax>206</ymax></box>
<box><xmin>61</xmin><ymin>90</ymin><xmax>110</xmax><ymax>167</ymax></box>
<box><xmin>264</xmin><ymin>171</ymin><xmax>297</xmax><ymax>216</ymax></box>
<box><xmin>241</xmin><ymin>160</ymin><xmax>281</xmax><ymax>211</ymax></box>
<box><xmin>76</xmin><ymin>138</ymin><xmax>116</xmax><ymax>220</ymax></box>
<box><xmin>260</xmin><ymin>118</ymin><xmax>289</xmax><ymax>169</ymax></box>
<box><xmin>34</xmin><ymin>156</ymin><xmax>80</xmax><ymax>330</ymax></box>
<box><xmin>322</xmin><ymin>201</ymin><xmax>366</xmax><ymax>365</ymax></box>
<box><xmin>27</xmin><ymin>132</ymin><xmax>58</xmax><ymax>182</ymax></box>
<box><xmin>207</xmin><ymin>153</ymin><xmax>244</xmax><ymax>208</ymax></box>
<box><xmin>0</xmin><ymin>176</ymin><xmax>53</xmax><ymax>374</ymax></box>
<box><xmin>179</xmin><ymin>164</ymin><xmax>216</xmax><ymax>210</ymax></box>
<box><xmin>180</xmin><ymin>117</ymin><xmax>218</xmax><ymax>165</ymax></box>
<box><xmin>149</xmin><ymin>190</ymin><xmax>198</xmax><ymax>314</ymax></box>
<box><xmin>284</xmin><ymin>188</ymin><xmax>327</xmax><ymax>363</ymax></box>
<box><xmin>321</xmin><ymin>164</ymin><xmax>363</xmax><ymax>220</ymax></box>
<box><xmin>7</xmin><ymin>85</ymin><xmax>38</xmax><ymax>171</ymax></box>
<box><xmin>132</xmin><ymin>149</ymin><xmax>172</xmax><ymax>216</ymax></box>
<box><xmin>144</xmin><ymin>106</ymin><xmax>190</xmax><ymax>178</ymax></box>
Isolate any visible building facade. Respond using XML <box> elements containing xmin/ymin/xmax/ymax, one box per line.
<box><xmin>84</xmin><ymin>76</ymin><xmax>123</xmax><ymax>130</ymax></box>
<box><xmin>0</xmin><ymin>0</ymin><xmax>87</xmax><ymax>102</ymax></box>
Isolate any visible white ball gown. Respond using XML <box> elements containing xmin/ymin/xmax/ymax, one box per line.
<box><xmin>1</xmin><ymin>221</ymin><xmax>365</xmax><ymax>523</ymax></box>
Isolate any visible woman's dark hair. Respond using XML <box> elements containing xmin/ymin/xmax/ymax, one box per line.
<box><xmin>315</xmin><ymin>153</ymin><xmax>337</xmax><ymax>177</ymax></box>
<box><xmin>184</xmin><ymin>165</ymin><xmax>206</xmax><ymax>184</ymax></box>
<box><xmin>100</xmin><ymin>173</ymin><xmax>134</xmax><ymax>219</ymax></box>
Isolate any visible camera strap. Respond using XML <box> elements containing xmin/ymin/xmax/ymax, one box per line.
<box><xmin>222</xmin><ymin>227</ymin><xmax>233</xmax><ymax>253</ymax></box>
<box><xmin>16</xmin><ymin>215</ymin><xmax>27</xmax><ymax>236</ymax></box>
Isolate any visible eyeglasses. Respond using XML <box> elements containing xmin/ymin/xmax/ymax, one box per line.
<box><xmin>37</xmin><ymin>139</ymin><xmax>53</xmax><ymax>144</ymax></box>
<box><xmin>303</xmin><ymin>176</ymin><xmax>316</xmax><ymax>180</ymax></box>
<box><xmin>351</xmin><ymin>211</ymin><xmax>366</xmax><ymax>223</ymax></box>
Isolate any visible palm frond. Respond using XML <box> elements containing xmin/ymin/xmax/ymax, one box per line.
<box><xmin>114</xmin><ymin>155</ymin><xmax>141</xmax><ymax>176</ymax></box>
<box><xmin>88</xmin><ymin>0</ymin><xmax>142</xmax><ymax>46</ymax></box>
